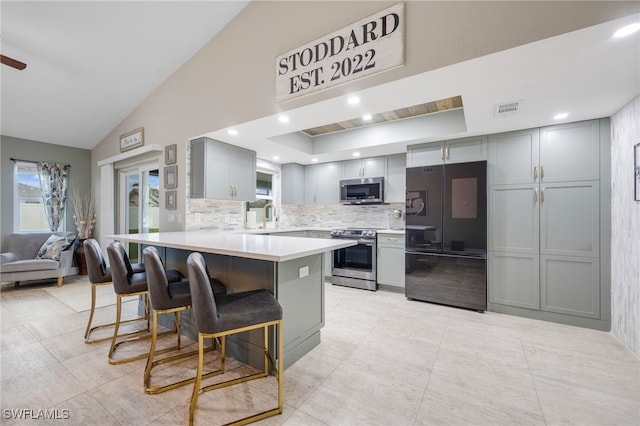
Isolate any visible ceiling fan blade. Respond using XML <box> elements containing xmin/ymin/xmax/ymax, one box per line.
<box><xmin>1</xmin><ymin>54</ymin><xmax>27</xmax><ymax>70</ymax></box>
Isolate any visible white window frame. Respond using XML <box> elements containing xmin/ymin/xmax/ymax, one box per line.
<box><xmin>255</xmin><ymin>159</ymin><xmax>281</xmax><ymax>205</ymax></box>
<box><xmin>13</xmin><ymin>160</ymin><xmax>64</xmax><ymax>232</ymax></box>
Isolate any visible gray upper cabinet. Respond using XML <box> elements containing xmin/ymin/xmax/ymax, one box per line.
<box><xmin>281</xmin><ymin>163</ymin><xmax>305</xmax><ymax>204</ymax></box>
<box><xmin>190</xmin><ymin>137</ymin><xmax>256</xmax><ymax>201</ymax></box>
<box><xmin>540</xmin><ymin>120</ymin><xmax>600</xmax><ymax>182</ymax></box>
<box><xmin>342</xmin><ymin>157</ymin><xmax>385</xmax><ymax>179</ymax></box>
<box><xmin>489</xmin><ymin>120</ymin><xmax>600</xmax><ymax>185</ymax></box>
<box><xmin>489</xmin><ymin>128</ymin><xmax>540</xmax><ymax>185</ymax></box>
<box><xmin>305</xmin><ymin>162</ymin><xmax>342</xmax><ymax>204</ymax></box>
<box><xmin>385</xmin><ymin>154</ymin><xmax>406</xmax><ymax>203</ymax></box>
<box><xmin>407</xmin><ymin>135</ymin><xmax>488</xmax><ymax>167</ymax></box>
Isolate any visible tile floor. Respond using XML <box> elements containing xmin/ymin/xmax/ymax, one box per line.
<box><xmin>1</xmin><ymin>277</ymin><xmax>639</xmax><ymax>426</ymax></box>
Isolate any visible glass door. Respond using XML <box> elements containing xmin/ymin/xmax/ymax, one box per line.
<box><xmin>118</xmin><ymin>165</ymin><xmax>159</xmax><ymax>262</ymax></box>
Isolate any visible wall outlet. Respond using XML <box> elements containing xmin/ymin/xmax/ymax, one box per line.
<box><xmin>299</xmin><ymin>266</ymin><xmax>309</xmax><ymax>278</ymax></box>
<box><xmin>168</xmin><ymin>213</ymin><xmax>176</xmax><ymax>223</ymax></box>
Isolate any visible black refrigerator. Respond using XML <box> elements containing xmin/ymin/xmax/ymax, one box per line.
<box><xmin>405</xmin><ymin>161</ymin><xmax>487</xmax><ymax>311</ymax></box>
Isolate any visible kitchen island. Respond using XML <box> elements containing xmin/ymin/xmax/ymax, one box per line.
<box><xmin>105</xmin><ymin>231</ymin><xmax>356</xmax><ymax>368</ymax></box>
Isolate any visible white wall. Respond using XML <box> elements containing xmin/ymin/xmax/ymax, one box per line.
<box><xmin>90</xmin><ymin>1</ymin><xmax>638</xmax><ymax>243</ymax></box>
<box><xmin>610</xmin><ymin>96</ymin><xmax>640</xmax><ymax>356</ymax></box>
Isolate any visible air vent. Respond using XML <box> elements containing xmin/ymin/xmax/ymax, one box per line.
<box><xmin>494</xmin><ymin>101</ymin><xmax>520</xmax><ymax>117</ymax></box>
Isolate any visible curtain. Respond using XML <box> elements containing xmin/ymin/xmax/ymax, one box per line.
<box><xmin>37</xmin><ymin>162</ymin><xmax>70</xmax><ymax>232</ymax></box>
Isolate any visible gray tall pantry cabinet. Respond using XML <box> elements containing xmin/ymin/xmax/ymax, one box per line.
<box><xmin>487</xmin><ymin>119</ymin><xmax>610</xmax><ymax>330</ymax></box>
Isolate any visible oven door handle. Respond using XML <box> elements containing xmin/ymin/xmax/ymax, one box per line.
<box><xmin>358</xmin><ymin>241</ymin><xmax>374</xmax><ymax>246</ymax></box>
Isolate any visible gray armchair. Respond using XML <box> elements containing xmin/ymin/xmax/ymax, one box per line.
<box><xmin>1</xmin><ymin>232</ymin><xmax>79</xmax><ymax>287</ymax></box>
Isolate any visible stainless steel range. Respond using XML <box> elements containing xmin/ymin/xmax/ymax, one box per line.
<box><xmin>330</xmin><ymin>228</ymin><xmax>377</xmax><ymax>291</ymax></box>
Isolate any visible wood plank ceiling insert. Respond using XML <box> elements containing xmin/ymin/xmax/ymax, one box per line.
<box><xmin>301</xmin><ymin>96</ymin><xmax>463</xmax><ymax>137</ymax></box>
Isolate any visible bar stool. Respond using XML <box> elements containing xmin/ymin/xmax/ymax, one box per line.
<box><xmin>83</xmin><ymin>238</ymin><xmax>145</xmax><ymax>344</ymax></box>
<box><xmin>106</xmin><ymin>241</ymin><xmax>182</xmax><ymax>365</ymax></box>
<box><xmin>142</xmin><ymin>246</ymin><xmax>227</xmax><ymax>394</ymax></box>
<box><xmin>186</xmin><ymin>251</ymin><xmax>283</xmax><ymax>426</ymax></box>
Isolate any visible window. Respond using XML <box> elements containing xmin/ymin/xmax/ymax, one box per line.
<box><xmin>14</xmin><ymin>161</ymin><xmax>50</xmax><ymax>231</ymax></box>
<box><xmin>246</xmin><ymin>163</ymin><xmax>280</xmax><ymax>226</ymax></box>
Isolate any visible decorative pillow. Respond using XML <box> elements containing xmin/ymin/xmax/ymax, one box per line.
<box><xmin>36</xmin><ymin>235</ymin><xmax>75</xmax><ymax>261</ymax></box>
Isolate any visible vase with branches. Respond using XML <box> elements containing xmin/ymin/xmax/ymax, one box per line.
<box><xmin>70</xmin><ymin>189</ymin><xmax>96</xmax><ymax>240</ymax></box>
<box><xmin>70</xmin><ymin>188</ymin><xmax>95</xmax><ymax>275</ymax></box>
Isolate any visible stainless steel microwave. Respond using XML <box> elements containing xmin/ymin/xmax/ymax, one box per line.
<box><xmin>339</xmin><ymin>177</ymin><xmax>385</xmax><ymax>205</ymax></box>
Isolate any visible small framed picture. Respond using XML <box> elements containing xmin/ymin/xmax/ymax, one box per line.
<box><xmin>165</xmin><ymin>190</ymin><xmax>177</xmax><ymax>210</ymax></box>
<box><xmin>165</xmin><ymin>144</ymin><xmax>177</xmax><ymax>165</ymax></box>
<box><xmin>635</xmin><ymin>143</ymin><xmax>640</xmax><ymax>201</ymax></box>
<box><xmin>164</xmin><ymin>165</ymin><xmax>177</xmax><ymax>189</ymax></box>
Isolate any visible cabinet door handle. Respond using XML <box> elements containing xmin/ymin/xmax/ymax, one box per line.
<box><xmin>230</xmin><ymin>185</ymin><xmax>234</xmax><ymax>197</ymax></box>
<box><xmin>445</xmin><ymin>147</ymin><xmax>450</xmax><ymax>159</ymax></box>
<box><xmin>534</xmin><ymin>188</ymin><xmax>538</xmax><ymax>202</ymax></box>
<box><xmin>541</xmin><ymin>188</ymin><xmax>545</xmax><ymax>203</ymax></box>
<box><xmin>533</xmin><ymin>166</ymin><xmax>538</xmax><ymax>180</ymax></box>
<box><xmin>541</xmin><ymin>165</ymin><xmax>545</xmax><ymax>180</ymax></box>
<box><xmin>440</xmin><ymin>147</ymin><xmax>445</xmax><ymax>160</ymax></box>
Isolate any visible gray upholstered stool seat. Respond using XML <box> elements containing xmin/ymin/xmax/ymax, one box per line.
<box><xmin>83</xmin><ymin>238</ymin><xmax>145</xmax><ymax>343</ymax></box>
<box><xmin>202</xmin><ymin>290</ymin><xmax>283</xmax><ymax>333</ymax></box>
<box><xmin>106</xmin><ymin>241</ymin><xmax>183</xmax><ymax>365</ymax></box>
<box><xmin>143</xmin><ymin>246</ymin><xmax>228</xmax><ymax>394</ymax></box>
<box><xmin>187</xmin><ymin>251</ymin><xmax>283</xmax><ymax>425</ymax></box>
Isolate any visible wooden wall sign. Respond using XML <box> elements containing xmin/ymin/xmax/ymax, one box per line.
<box><xmin>275</xmin><ymin>2</ymin><xmax>404</xmax><ymax>102</ymax></box>
<box><xmin>120</xmin><ymin>127</ymin><xmax>144</xmax><ymax>152</ymax></box>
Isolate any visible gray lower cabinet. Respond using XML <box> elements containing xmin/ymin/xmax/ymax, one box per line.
<box><xmin>540</xmin><ymin>255</ymin><xmax>600</xmax><ymax>319</ymax></box>
<box><xmin>277</xmin><ymin>230</ymin><xmax>333</xmax><ymax>278</ymax></box>
<box><xmin>488</xmin><ymin>251</ymin><xmax>539</xmax><ymax>310</ymax></box>
<box><xmin>377</xmin><ymin>233</ymin><xmax>405</xmax><ymax>288</ymax></box>
<box><xmin>488</xmin><ymin>119</ymin><xmax>606</xmax><ymax>325</ymax></box>
<box><xmin>190</xmin><ymin>137</ymin><xmax>256</xmax><ymax>201</ymax></box>
<box><xmin>488</xmin><ymin>181</ymin><xmax>602</xmax><ymax>318</ymax></box>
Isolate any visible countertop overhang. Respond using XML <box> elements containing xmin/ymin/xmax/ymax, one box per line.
<box><xmin>105</xmin><ymin>231</ymin><xmax>357</xmax><ymax>262</ymax></box>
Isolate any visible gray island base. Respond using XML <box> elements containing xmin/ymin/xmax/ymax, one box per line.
<box><xmin>106</xmin><ymin>232</ymin><xmax>356</xmax><ymax>369</ymax></box>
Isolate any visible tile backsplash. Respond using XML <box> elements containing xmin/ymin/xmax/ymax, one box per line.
<box><xmin>186</xmin><ymin>200</ymin><xmax>405</xmax><ymax>231</ymax></box>
<box><xmin>280</xmin><ymin>203</ymin><xmax>405</xmax><ymax>229</ymax></box>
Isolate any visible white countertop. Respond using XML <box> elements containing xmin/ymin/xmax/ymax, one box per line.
<box><xmin>243</xmin><ymin>227</ymin><xmax>405</xmax><ymax>235</ymax></box>
<box><xmin>106</xmin><ymin>231</ymin><xmax>357</xmax><ymax>262</ymax></box>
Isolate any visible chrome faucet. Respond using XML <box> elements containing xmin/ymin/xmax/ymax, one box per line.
<box><xmin>262</xmin><ymin>202</ymin><xmax>275</xmax><ymax>229</ymax></box>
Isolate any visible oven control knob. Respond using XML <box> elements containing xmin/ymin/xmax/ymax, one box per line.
<box><xmin>366</xmin><ymin>230</ymin><xmax>375</xmax><ymax>237</ymax></box>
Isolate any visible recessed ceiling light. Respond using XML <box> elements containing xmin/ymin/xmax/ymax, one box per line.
<box><xmin>353</xmin><ymin>152</ymin><xmax>361</xmax><ymax>157</ymax></box>
<box><xmin>613</xmin><ymin>22</ymin><xmax>640</xmax><ymax>38</ymax></box>
<box><xmin>362</xmin><ymin>114</ymin><xmax>372</xmax><ymax>121</ymax></box>
<box><xmin>272</xmin><ymin>155</ymin><xmax>280</xmax><ymax>161</ymax></box>
<box><xmin>311</xmin><ymin>158</ymin><xmax>318</xmax><ymax>163</ymax></box>
<box><xmin>227</xmin><ymin>129</ymin><xmax>238</xmax><ymax>136</ymax></box>
<box><xmin>278</xmin><ymin>115</ymin><xmax>290</xmax><ymax>123</ymax></box>
<box><xmin>553</xmin><ymin>112</ymin><xmax>569</xmax><ymax>120</ymax></box>
<box><xmin>347</xmin><ymin>96</ymin><xmax>360</xmax><ymax>105</ymax></box>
